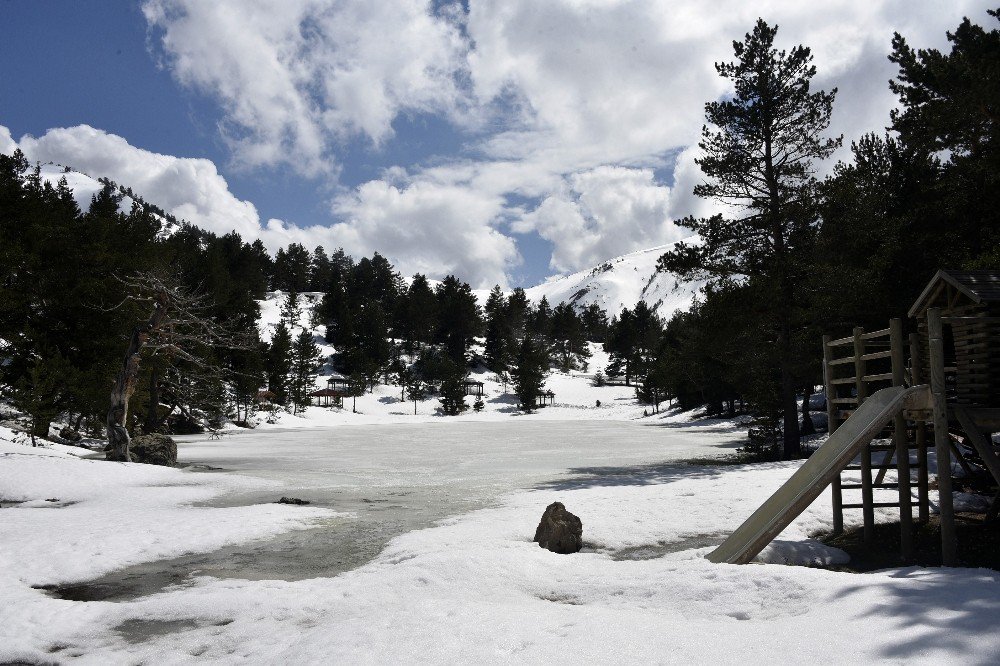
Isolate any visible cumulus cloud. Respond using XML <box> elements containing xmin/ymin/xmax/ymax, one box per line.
<box><xmin>14</xmin><ymin>125</ymin><xmax>265</xmax><ymax>241</ymax></box>
<box><xmin>8</xmin><ymin>2</ymin><xmax>990</xmax><ymax>288</ymax></box>
<box><xmin>328</xmin><ymin>180</ymin><xmax>518</xmax><ymax>287</ymax></box>
<box><xmin>142</xmin><ymin>0</ymin><xmax>468</xmax><ymax>175</ymax></box>
<box><xmin>512</xmin><ymin>166</ymin><xmax>686</xmax><ymax>273</ymax></box>
<box><xmin>0</xmin><ymin>126</ymin><xmax>16</xmax><ymax>156</ymax></box>
<box><xmin>4</xmin><ymin>124</ymin><xmax>517</xmax><ymax>288</ymax></box>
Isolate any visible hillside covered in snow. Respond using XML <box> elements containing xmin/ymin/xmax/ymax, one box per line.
<box><xmin>526</xmin><ymin>241</ymin><xmax>703</xmax><ymax>320</ymax></box>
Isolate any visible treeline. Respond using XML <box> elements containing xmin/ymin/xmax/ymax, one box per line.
<box><xmin>261</xmin><ymin>243</ymin><xmax>610</xmax><ymax>413</ymax></box>
<box><xmin>0</xmin><ymin>156</ymin><xmax>616</xmax><ymax>434</ymax></box>
<box><xmin>649</xmin><ymin>13</ymin><xmax>999</xmax><ymax>459</ymax></box>
<box><xmin>0</xmin><ymin>154</ymin><xmax>271</xmax><ymax>438</ymax></box>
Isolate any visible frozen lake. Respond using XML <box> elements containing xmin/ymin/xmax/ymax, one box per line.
<box><xmin>68</xmin><ymin>419</ymin><xmax>743</xmax><ymax>599</ymax></box>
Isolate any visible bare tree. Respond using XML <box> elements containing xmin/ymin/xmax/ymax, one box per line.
<box><xmin>106</xmin><ymin>274</ymin><xmax>250</xmax><ymax>462</ymax></box>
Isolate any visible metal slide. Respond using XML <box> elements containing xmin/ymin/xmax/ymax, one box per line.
<box><xmin>708</xmin><ymin>385</ymin><xmax>930</xmax><ymax>565</ymax></box>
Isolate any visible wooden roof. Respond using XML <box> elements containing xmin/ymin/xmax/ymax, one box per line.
<box><xmin>908</xmin><ymin>270</ymin><xmax>1000</xmax><ymax>318</ymax></box>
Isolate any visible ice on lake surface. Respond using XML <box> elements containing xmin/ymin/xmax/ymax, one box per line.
<box><xmin>68</xmin><ymin>419</ymin><xmax>742</xmax><ymax>599</ymax></box>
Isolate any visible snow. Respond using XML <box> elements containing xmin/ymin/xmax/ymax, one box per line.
<box><xmin>3</xmin><ymin>409</ymin><xmax>1000</xmax><ymax>663</ymax></box>
<box><xmin>526</xmin><ymin>240</ymin><xmax>704</xmax><ymax>320</ymax></box>
<box><xmin>37</xmin><ymin>163</ymin><xmax>135</xmax><ymax>215</ymax></box>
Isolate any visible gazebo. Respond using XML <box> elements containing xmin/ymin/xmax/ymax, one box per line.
<box><xmin>308</xmin><ymin>388</ymin><xmax>344</xmax><ymax>408</ymax></box>
<box><xmin>255</xmin><ymin>389</ymin><xmax>276</xmax><ymax>407</ymax></box>
<box><xmin>325</xmin><ymin>375</ymin><xmax>350</xmax><ymax>393</ymax></box>
<box><xmin>463</xmin><ymin>379</ymin><xmax>485</xmax><ymax>397</ymax></box>
<box><xmin>538</xmin><ymin>389</ymin><xmax>555</xmax><ymax>407</ymax></box>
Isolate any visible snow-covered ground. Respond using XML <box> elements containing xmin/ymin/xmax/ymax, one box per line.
<box><xmin>3</xmin><ymin>416</ymin><xmax>1000</xmax><ymax>663</ymax></box>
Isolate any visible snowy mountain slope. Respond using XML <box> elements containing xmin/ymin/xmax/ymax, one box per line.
<box><xmin>35</xmin><ymin>162</ymin><xmax>176</xmax><ymax>233</ymax></box>
<box><xmin>525</xmin><ymin>240</ymin><xmax>703</xmax><ymax>320</ymax></box>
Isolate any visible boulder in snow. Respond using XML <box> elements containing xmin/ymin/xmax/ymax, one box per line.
<box><xmin>130</xmin><ymin>433</ymin><xmax>177</xmax><ymax>466</ymax></box>
<box><xmin>533</xmin><ymin>502</ymin><xmax>583</xmax><ymax>554</ymax></box>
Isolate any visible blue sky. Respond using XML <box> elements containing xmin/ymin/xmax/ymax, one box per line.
<box><xmin>1</xmin><ymin>1</ymin><xmax>991</xmax><ymax>288</ymax></box>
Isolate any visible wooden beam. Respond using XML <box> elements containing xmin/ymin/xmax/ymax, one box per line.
<box><xmin>929</xmin><ymin>307</ymin><xmax>958</xmax><ymax>566</ymax></box>
<box><xmin>891</xmin><ymin>318</ymin><xmax>913</xmax><ymax>560</ymax></box>
<box><xmin>910</xmin><ymin>333</ymin><xmax>930</xmax><ymax>523</ymax></box>
<box><xmin>954</xmin><ymin>407</ymin><xmax>1000</xmax><ymax>485</ymax></box>
<box><xmin>823</xmin><ymin>334</ymin><xmax>843</xmax><ymax>535</ymax></box>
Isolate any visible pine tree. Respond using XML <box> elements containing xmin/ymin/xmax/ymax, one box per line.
<box><xmin>289</xmin><ymin>330</ymin><xmax>322</xmax><ymax>414</ymax></box>
<box><xmin>483</xmin><ymin>285</ymin><xmax>512</xmax><ymax>372</ymax></box>
<box><xmin>437</xmin><ymin>361</ymin><xmax>467</xmax><ymax>416</ymax></box>
<box><xmin>280</xmin><ymin>290</ymin><xmax>302</xmax><ymax>329</ymax></box>
<box><xmin>512</xmin><ymin>335</ymin><xmax>547</xmax><ymax>412</ymax></box>
<box><xmin>658</xmin><ymin>19</ymin><xmax>840</xmax><ymax>459</ymax></box>
<box><xmin>402</xmin><ymin>274</ymin><xmax>438</xmax><ymax>349</ymax></box>
<box><xmin>435</xmin><ymin>275</ymin><xmax>482</xmax><ymax>364</ymax></box>
<box><xmin>310</xmin><ymin>246</ymin><xmax>333</xmax><ymax>291</ymax></box>
<box><xmin>407</xmin><ymin>376</ymin><xmax>426</xmax><ymax>415</ymax></box>
<box><xmin>267</xmin><ymin>322</ymin><xmax>293</xmax><ymax>405</ymax></box>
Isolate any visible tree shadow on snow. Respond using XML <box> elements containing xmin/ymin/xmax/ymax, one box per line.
<box><xmin>534</xmin><ymin>461</ymin><xmax>724</xmax><ymax>491</ymax></box>
<box><xmin>645</xmin><ymin>417</ymin><xmax>748</xmax><ymax>436</ymax></box>
<box><xmin>834</xmin><ymin>568</ymin><xmax>1000</xmax><ymax>664</ymax></box>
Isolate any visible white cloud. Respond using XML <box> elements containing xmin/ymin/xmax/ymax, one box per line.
<box><xmin>512</xmin><ymin>166</ymin><xmax>685</xmax><ymax>273</ymax></box>
<box><xmin>14</xmin><ymin>125</ymin><xmax>264</xmax><ymax>241</ymax></box>
<box><xmin>142</xmin><ymin>0</ymin><xmax>468</xmax><ymax>176</ymax></box>
<box><xmin>327</xmin><ymin>180</ymin><xmax>518</xmax><ymax>287</ymax></box>
<box><xmin>9</xmin><ymin>2</ymin><xmax>991</xmax><ymax>289</ymax></box>
<box><xmin>4</xmin><ymin>124</ymin><xmax>518</xmax><ymax>288</ymax></box>
<box><xmin>0</xmin><ymin>126</ymin><xmax>16</xmax><ymax>156</ymax></box>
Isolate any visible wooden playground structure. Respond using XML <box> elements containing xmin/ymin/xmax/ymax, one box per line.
<box><xmin>710</xmin><ymin>271</ymin><xmax>1000</xmax><ymax>566</ymax></box>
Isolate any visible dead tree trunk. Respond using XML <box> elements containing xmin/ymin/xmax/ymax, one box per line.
<box><xmin>106</xmin><ymin>289</ymin><xmax>169</xmax><ymax>462</ymax></box>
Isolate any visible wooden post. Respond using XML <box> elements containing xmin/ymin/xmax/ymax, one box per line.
<box><xmin>928</xmin><ymin>308</ymin><xmax>957</xmax><ymax>566</ymax></box>
<box><xmin>890</xmin><ymin>319</ymin><xmax>913</xmax><ymax>560</ymax></box>
<box><xmin>910</xmin><ymin>332</ymin><xmax>930</xmax><ymax>523</ymax></box>
<box><xmin>823</xmin><ymin>334</ymin><xmax>843</xmax><ymax>534</ymax></box>
<box><xmin>854</xmin><ymin>327</ymin><xmax>875</xmax><ymax>543</ymax></box>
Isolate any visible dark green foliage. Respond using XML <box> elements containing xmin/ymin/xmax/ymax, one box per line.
<box><xmin>406</xmin><ymin>374</ymin><xmax>426</xmax><ymax>415</ymax></box>
<box><xmin>400</xmin><ymin>274</ymin><xmax>438</xmax><ymax>349</ymax></box>
<box><xmin>604</xmin><ymin>302</ymin><xmax>661</xmax><ymax>386</ymax></box>
<box><xmin>580</xmin><ymin>304</ymin><xmax>609</xmax><ymax>342</ymax></box>
<box><xmin>550</xmin><ymin>302</ymin><xmax>590</xmax><ymax>371</ymax></box>
<box><xmin>267</xmin><ymin>323</ymin><xmax>293</xmax><ymax>405</ymax></box>
<box><xmin>483</xmin><ymin>285</ymin><xmax>512</xmax><ymax>372</ymax></box>
<box><xmin>512</xmin><ymin>335</ymin><xmax>548</xmax><ymax>412</ymax></box>
<box><xmin>310</xmin><ymin>246</ymin><xmax>333</xmax><ymax>291</ymax></box>
<box><xmin>273</xmin><ymin>243</ymin><xmax>312</xmax><ymax>292</ymax></box>
<box><xmin>289</xmin><ymin>330</ymin><xmax>322</xmax><ymax>414</ymax></box>
<box><xmin>434</xmin><ymin>275</ymin><xmax>482</xmax><ymax>364</ymax></box>
<box><xmin>0</xmin><ymin>153</ymin><xmax>268</xmax><ymax>437</ymax></box>
<box><xmin>658</xmin><ymin>19</ymin><xmax>839</xmax><ymax>459</ymax></box>
<box><xmin>437</xmin><ymin>360</ymin><xmax>468</xmax><ymax>416</ymax></box>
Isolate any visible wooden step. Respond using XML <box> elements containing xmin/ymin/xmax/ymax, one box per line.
<box><xmin>842</xmin><ymin>502</ymin><xmax>901</xmax><ymax>509</ymax></box>
<box><xmin>840</xmin><ymin>483</ymin><xmax>900</xmax><ymax>490</ymax></box>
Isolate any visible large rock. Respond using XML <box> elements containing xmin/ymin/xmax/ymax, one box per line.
<box><xmin>533</xmin><ymin>502</ymin><xmax>583</xmax><ymax>554</ymax></box>
<box><xmin>130</xmin><ymin>433</ymin><xmax>177</xmax><ymax>466</ymax></box>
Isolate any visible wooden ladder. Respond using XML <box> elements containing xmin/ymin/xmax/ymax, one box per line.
<box><xmin>823</xmin><ymin>320</ymin><xmax>931</xmax><ymax>561</ymax></box>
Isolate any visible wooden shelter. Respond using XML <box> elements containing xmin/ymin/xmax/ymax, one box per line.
<box><xmin>538</xmin><ymin>390</ymin><xmax>555</xmax><ymax>407</ymax></box>
<box><xmin>819</xmin><ymin>270</ymin><xmax>1000</xmax><ymax>565</ymax></box>
<box><xmin>908</xmin><ymin>270</ymin><xmax>1000</xmax><ymax>408</ymax></box>
<box><xmin>463</xmin><ymin>380</ymin><xmax>484</xmax><ymax>397</ymax></box>
<box><xmin>325</xmin><ymin>376</ymin><xmax>350</xmax><ymax>393</ymax></box>
<box><xmin>255</xmin><ymin>389</ymin><xmax>276</xmax><ymax>407</ymax></box>
<box><xmin>308</xmin><ymin>387</ymin><xmax>344</xmax><ymax>408</ymax></box>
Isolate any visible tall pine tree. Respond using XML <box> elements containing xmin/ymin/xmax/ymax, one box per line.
<box><xmin>658</xmin><ymin>19</ymin><xmax>840</xmax><ymax>458</ymax></box>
